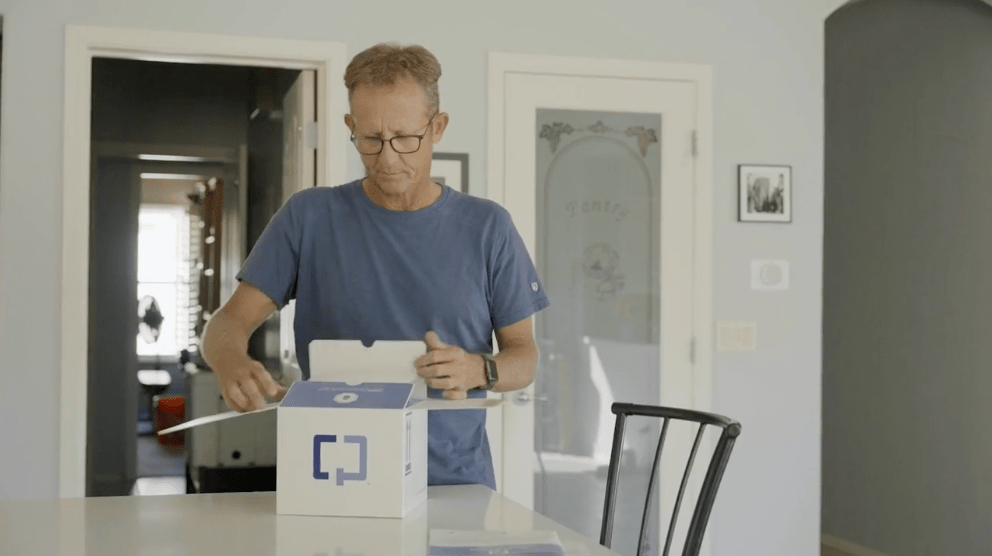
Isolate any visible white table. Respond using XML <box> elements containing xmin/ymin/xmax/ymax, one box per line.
<box><xmin>0</xmin><ymin>485</ymin><xmax>622</xmax><ymax>555</ymax></box>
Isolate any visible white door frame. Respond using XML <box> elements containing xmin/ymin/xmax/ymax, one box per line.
<box><xmin>486</xmin><ymin>50</ymin><xmax>714</xmax><ymax>499</ymax></box>
<box><xmin>60</xmin><ymin>25</ymin><xmax>348</xmax><ymax>498</ymax></box>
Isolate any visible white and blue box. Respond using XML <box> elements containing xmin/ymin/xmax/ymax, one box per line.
<box><xmin>275</xmin><ymin>340</ymin><xmax>501</xmax><ymax>519</ymax></box>
<box><xmin>276</xmin><ymin>378</ymin><xmax>428</xmax><ymax>518</ymax></box>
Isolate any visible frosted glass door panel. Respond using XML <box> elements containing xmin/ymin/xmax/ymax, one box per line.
<box><xmin>534</xmin><ymin>109</ymin><xmax>663</xmax><ymax>556</ymax></box>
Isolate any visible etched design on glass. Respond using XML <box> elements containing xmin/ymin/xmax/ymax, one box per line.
<box><xmin>587</xmin><ymin>120</ymin><xmax>612</xmax><ymax>134</ymax></box>
<box><xmin>538</xmin><ymin>122</ymin><xmax>574</xmax><ymax>153</ymax></box>
<box><xmin>625</xmin><ymin>125</ymin><xmax>659</xmax><ymax>157</ymax></box>
<box><xmin>537</xmin><ymin>112</ymin><xmax>659</xmax><ymax>342</ymax></box>
<box><xmin>539</xmin><ymin>120</ymin><xmax>658</xmax><ymax>157</ymax></box>
<box><xmin>564</xmin><ymin>199</ymin><xmax>631</xmax><ymax>222</ymax></box>
<box><xmin>583</xmin><ymin>244</ymin><xmax>624</xmax><ymax>300</ymax></box>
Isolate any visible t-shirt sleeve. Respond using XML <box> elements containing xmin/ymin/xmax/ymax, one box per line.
<box><xmin>488</xmin><ymin>209</ymin><xmax>551</xmax><ymax>330</ymax></box>
<box><xmin>235</xmin><ymin>195</ymin><xmax>302</xmax><ymax>310</ymax></box>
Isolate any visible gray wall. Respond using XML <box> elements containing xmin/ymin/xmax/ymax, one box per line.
<box><xmin>0</xmin><ymin>1</ymin><xmax>839</xmax><ymax>554</ymax></box>
<box><xmin>88</xmin><ymin>159</ymin><xmax>140</xmax><ymax>496</ymax></box>
<box><xmin>823</xmin><ymin>1</ymin><xmax>992</xmax><ymax>554</ymax></box>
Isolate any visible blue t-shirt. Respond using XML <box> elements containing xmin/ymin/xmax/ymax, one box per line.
<box><xmin>236</xmin><ymin>179</ymin><xmax>550</xmax><ymax>489</ymax></box>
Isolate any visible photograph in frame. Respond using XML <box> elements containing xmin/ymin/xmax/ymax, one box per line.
<box><xmin>738</xmin><ymin>164</ymin><xmax>792</xmax><ymax>223</ymax></box>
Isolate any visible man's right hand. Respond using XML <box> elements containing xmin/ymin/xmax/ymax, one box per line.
<box><xmin>216</xmin><ymin>359</ymin><xmax>287</xmax><ymax>413</ymax></box>
<box><xmin>200</xmin><ymin>282</ymin><xmax>285</xmax><ymax>413</ymax></box>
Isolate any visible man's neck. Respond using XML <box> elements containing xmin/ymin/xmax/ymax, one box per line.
<box><xmin>362</xmin><ymin>177</ymin><xmax>440</xmax><ymax>212</ymax></box>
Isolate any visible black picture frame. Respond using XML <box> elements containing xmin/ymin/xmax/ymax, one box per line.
<box><xmin>431</xmin><ymin>152</ymin><xmax>469</xmax><ymax>194</ymax></box>
<box><xmin>738</xmin><ymin>164</ymin><xmax>792</xmax><ymax>223</ymax></box>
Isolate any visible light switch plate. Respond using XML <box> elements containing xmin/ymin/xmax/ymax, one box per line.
<box><xmin>751</xmin><ymin>259</ymin><xmax>789</xmax><ymax>291</ymax></box>
<box><xmin>717</xmin><ymin>321</ymin><xmax>757</xmax><ymax>352</ymax></box>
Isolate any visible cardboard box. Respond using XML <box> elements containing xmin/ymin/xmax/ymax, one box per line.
<box><xmin>276</xmin><ymin>378</ymin><xmax>430</xmax><ymax>518</ymax></box>
<box><xmin>276</xmin><ymin>339</ymin><xmax>501</xmax><ymax>519</ymax></box>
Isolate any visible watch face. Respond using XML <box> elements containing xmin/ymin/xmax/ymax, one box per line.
<box><xmin>484</xmin><ymin>355</ymin><xmax>498</xmax><ymax>389</ymax></box>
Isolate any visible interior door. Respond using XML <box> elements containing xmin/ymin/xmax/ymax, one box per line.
<box><xmin>494</xmin><ymin>72</ymin><xmax>699</xmax><ymax>555</ymax></box>
<box><xmin>280</xmin><ymin>70</ymin><xmax>317</xmax><ymax>377</ymax></box>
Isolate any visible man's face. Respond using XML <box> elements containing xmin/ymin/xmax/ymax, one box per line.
<box><xmin>345</xmin><ymin>77</ymin><xmax>447</xmax><ymax>196</ymax></box>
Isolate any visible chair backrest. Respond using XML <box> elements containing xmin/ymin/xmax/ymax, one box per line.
<box><xmin>599</xmin><ymin>403</ymin><xmax>741</xmax><ymax>556</ymax></box>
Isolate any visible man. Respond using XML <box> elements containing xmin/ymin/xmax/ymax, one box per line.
<box><xmin>200</xmin><ymin>43</ymin><xmax>549</xmax><ymax>490</ymax></box>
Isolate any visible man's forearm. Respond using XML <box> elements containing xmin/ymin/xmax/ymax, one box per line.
<box><xmin>488</xmin><ymin>343</ymin><xmax>538</xmax><ymax>393</ymax></box>
<box><xmin>201</xmin><ymin>311</ymin><xmax>253</xmax><ymax>375</ymax></box>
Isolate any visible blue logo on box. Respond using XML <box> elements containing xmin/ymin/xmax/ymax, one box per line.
<box><xmin>312</xmin><ymin>434</ymin><xmax>367</xmax><ymax>485</ymax></box>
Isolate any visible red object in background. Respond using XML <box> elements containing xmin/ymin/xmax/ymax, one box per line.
<box><xmin>156</xmin><ymin>396</ymin><xmax>186</xmax><ymax>447</ymax></box>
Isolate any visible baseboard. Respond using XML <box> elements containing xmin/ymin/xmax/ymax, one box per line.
<box><xmin>822</xmin><ymin>535</ymin><xmax>890</xmax><ymax>556</ymax></box>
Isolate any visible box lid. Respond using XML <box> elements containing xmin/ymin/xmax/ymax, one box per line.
<box><xmin>281</xmin><ymin>381</ymin><xmax>414</xmax><ymax>409</ymax></box>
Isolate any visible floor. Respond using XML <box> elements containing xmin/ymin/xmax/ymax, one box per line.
<box><xmin>821</xmin><ymin>545</ymin><xmax>856</xmax><ymax>556</ymax></box>
<box><xmin>536</xmin><ymin>463</ymin><xmax>662</xmax><ymax>556</ymax></box>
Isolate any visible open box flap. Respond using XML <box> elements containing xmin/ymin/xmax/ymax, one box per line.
<box><xmin>157</xmin><ymin>339</ymin><xmax>505</xmax><ymax>436</ymax></box>
<box><xmin>309</xmin><ymin>339</ymin><xmax>425</xmax><ymax>384</ymax></box>
<box><xmin>157</xmin><ymin>402</ymin><xmax>278</xmax><ymax>435</ymax></box>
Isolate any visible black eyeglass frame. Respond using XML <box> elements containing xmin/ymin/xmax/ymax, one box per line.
<box><xmin>349</xmin><ymin>112</ymin><xmax>438</xmax><ymax>155</ymax></box>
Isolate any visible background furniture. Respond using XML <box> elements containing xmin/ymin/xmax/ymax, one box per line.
<box><xmin>600</xmin><ymin>403</ymin><xmax>741</xmax><ymax>556</ymax></box>
<box><xmin>136</xmin><ymin>369</ymin><xmax>171</xmax><ymax>425</ymax></box>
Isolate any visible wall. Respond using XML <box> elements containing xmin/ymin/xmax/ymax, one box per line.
<box><xmin>140</xmin><ymin>178</ymin><xmax>198</xmax><ymax>206</ymax></box>
<box><xmin>823</xmin><ymin>1</ymin><xmax>992</xmax><ymax>554</ymax></box>
<box><xmin>92</xmin><ymin>58</ymin><xmax>250</xmax><ymax>147</ymax></box>
<box><xmin>88</xmin><ymin>158</ymin><xmax>140</xmax><ymax>496</ymax></box>
<box><xmin>0</xmin><ymin>1</ymin><xmax>837</xmax><ymax>554</ymax></box>
<box><xmin>1</xmin><ymin>22</ymin><xmax>4</xmax><ymax>144</ymax></box>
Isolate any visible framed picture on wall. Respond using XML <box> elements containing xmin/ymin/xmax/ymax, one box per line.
<box><xmin>738</xmin><ymin>164</ymin><xmax>792</xmax><ymax>223</ymax></box>
<box><xmin>431</xmin><ymin>152</ymin><xmax>469</xmax><ymax>194</ymax></box>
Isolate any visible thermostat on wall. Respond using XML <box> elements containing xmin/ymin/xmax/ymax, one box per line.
<box><xmin>751</xmin><ymin>259</ymin><xmax>789</xmax><ymax>291</ymax></box>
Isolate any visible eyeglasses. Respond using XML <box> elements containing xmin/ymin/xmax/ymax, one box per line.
<box><xmin>350</xmin><ymin>112</ymin><xmax>437</xmax><ymax>155</ymax></box>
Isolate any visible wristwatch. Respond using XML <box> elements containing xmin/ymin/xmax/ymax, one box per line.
<box><xmin>478</xmin><ymin>353</ymin><xmax>499</xmax><ymax>391</ymax></box>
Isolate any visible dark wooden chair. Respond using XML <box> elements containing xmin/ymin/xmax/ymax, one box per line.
<box><xmin>600</xmin><ymin>403</ymin><xmax>742</xmax><ymax>556</ymax></box>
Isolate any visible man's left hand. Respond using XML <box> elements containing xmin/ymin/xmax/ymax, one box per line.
<box><xmin>415</xmin><ymin>331</ymin><xmax>484</xmax><ymax>400</ymax></box>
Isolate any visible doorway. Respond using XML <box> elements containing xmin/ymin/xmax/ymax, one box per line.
<box><xmin>88</xmin><ymin>151</ymin><xmax>237</xmax><ymax>496</ymax></box>
<box><xmin>134</xmin><ymin>172</ymin><xmax>221</xmax><ymax>495</ymax></box>
<box><xmin>87</xmin><ymin>57</ymin><xmax>316</xmax><ymax>497</ymax></box>
<box><xmin>61</xmin><ymin>26</ymin><xmax>347</xmax><ymax>498</ymax></box>
<box><xmin>823</xmin><ymin>1</ymin><xmax>992</xmax><ymax>554</ymax></box>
